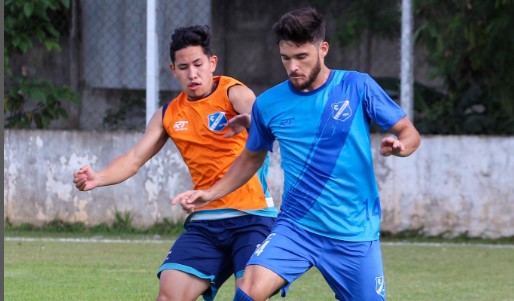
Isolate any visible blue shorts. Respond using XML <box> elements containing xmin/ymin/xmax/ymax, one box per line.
<box><xmin>248</xmin><ymin>218</ymin><xmax>386</xmax><ymax>301</ymax></box>
<box><xmin>157</xmin><ymin>214</ymin><xmax>275</xmax><ymax>301</ymax></box>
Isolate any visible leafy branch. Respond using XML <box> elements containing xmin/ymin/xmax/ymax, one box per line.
<box><xmin>4</xmin><ymin>0</ymin><xmax>78</xmax><ymax>129</ymax></box>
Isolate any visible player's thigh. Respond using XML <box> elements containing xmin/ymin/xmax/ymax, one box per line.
<box><xmin>157</xmin><ymin>226</ymin><xmax>225</xmax><ymax>282</ymax></box>
<box><xmin>230</xmin><ymin>215</ymin><xmax>276</xmax><ymax>279</ymax></box>
<box><xmin>158</xmin><ymin>269</ymin><xmax>210</xmax><ymax>301</ymax></box>
<box><xmin>245</xmin><ymin>219</ymin><xmax>319</xmax><ymax>297</ymax></box>
<box><xmin>319</xmin><ymin>240</ymin><xmax>385</xmax><ymax>301</ymax></box>
<box><xmin>157</xmin><ymin>228</ymin><xmax>229</xmax><ymax>300</ymax></box>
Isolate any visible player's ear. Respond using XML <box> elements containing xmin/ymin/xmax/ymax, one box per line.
<box><xmin>169</xmin><ymin>64</ymin><xmax>177</xmax><ymax>77</ymax></box>
<box><xmin>210</xmin><ymin>55</ymin><xmax>218</xmax><ymax>72</ymax></box>
<box><xmin>320</xmin><ymin>41</ymin><xmax>329</xmax><ymax>58</ymax></box>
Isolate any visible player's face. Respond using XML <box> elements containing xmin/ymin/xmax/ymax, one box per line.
<box><xmin>170</xmin><ymin>46</ymin><xmax>218</xmax><ymax>100</ymax></box>
<box><xmin>279</xmin><ymin>40</ymin><xmax>328</xmax><ymax>92</ymax></box>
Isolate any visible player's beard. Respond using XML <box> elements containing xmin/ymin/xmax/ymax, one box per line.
<box><xmin>291</xmin><ymin>58</ymin><xmax>322</xmax><ymax>91</ymax></box>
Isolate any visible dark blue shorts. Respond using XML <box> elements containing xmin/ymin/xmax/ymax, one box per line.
<box><xmin>157</xmin><ymin>214</ymin><xmax>275</xmax><ymax>300</ymax></box>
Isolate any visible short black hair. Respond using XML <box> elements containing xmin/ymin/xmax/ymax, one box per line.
<box><xmin>169</xmin><ymin>25</ymin><xmax>212</xmax><ymax>63</ymax></box>
<box><xmin>272</xmin><ymin>7</ymin><xmax>326</xmax><ymax>45</ymax></box>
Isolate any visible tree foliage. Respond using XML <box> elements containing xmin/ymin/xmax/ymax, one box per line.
<box><xmin>327</xmin><ymin>0</ymin><xmax>514</xmax><ymax>134</ymax></box>
<box><xmin>4</xmin><ymin>0</ymin><xmax>78</xmax><ymax>129</ymax></box>
<box><xmin>415</xmin><ymin>0</ymin><xmax>514</xmax><ymax>134</ymax></box>
<box><xmin>326</xmin><ymin>0</ymin><xmax>400</xmax><ymax>72</ymax></box>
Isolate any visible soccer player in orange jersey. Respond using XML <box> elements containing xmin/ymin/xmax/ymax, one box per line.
<box><xmin>73</xmin><ymin>25</ymin><xmax>277</xmax><ymax>301</ymax></box>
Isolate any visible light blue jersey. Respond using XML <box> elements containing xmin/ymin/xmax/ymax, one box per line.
<box><xmin>247</xmin><ymin>70</ymin><xmax>405</xmax><ymax>241</ymax></box>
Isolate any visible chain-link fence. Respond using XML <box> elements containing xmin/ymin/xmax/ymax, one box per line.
<box><xmin>78</xmin><ymin>0</ymin><xmax>211</xmax><ymax>130</ymax></box>
<box><xmin>6</xmin><ymin>0</ymin><xmax>410</xmax><ymax>131</ymax></box>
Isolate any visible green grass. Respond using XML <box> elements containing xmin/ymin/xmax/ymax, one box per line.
<box><xmin>383</xmin><ymin>243</ymin><xmax>514</xmax><ymax>301</ymax></box>
<box><xmin>4</xmin><ymin>238</ymin><xmax>167</xmax><ymax>300</ymax></box>
<box><xmin>4</xmin><ymin>233</ymin><xmax>514</xmax><ymax>301</ymax></box>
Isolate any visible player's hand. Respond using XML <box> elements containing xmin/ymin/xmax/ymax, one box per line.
<box><xmin>171</xmin><ymin>190</ymin><xmax>213</xmax><ymax>213</ymax></box>
<box><xmin>73</xmin><ymin>165</ymin><xmax>99</xmax><ymax>191</ymax></box>
<box><xmin>224</xmin><ymin>114</ymin><xmax>250</xmax><ymax>138</ymax></box>
<box><xmin>380</xmin><ymin>136</ymin><xmax>405</xmax><ymax>156</ymax></box>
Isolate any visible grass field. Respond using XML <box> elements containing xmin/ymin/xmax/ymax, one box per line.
<box><xmin>4</xmin><ymin>233</ymin><xmax>514</xmax><ymax>301</ymax></box>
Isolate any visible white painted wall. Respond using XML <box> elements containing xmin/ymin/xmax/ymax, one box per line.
<box><xmin>4</xmin><ymin>130</ymin><xmax>514</xmax><ymax>238</ymax></box>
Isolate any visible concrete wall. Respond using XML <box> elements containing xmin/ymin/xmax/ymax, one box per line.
<box><xmin>4</xmin><ymin>130</ymin><xmax>514</xmax><ymax>238</ymax></box>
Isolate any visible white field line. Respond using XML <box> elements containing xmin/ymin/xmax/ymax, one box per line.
<box><xmin>4</xmin><ymin>236</ymin><xmax>173</xmax><ymax>244</ymax></box>
<box><xmin>382</xmin><ymin>241</ymin><xmax>514</xmax><ymax>249</ymax></box>
<box><xmin>4</xmin><ymin>236</ymin><xmax>514</xmax><ymax>249</ymax></box>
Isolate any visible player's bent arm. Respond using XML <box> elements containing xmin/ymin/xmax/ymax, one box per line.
<box><xmin>94</xmin><ymin>108</ymin><xmax>168</xmax><ymax>187</ymax></box>
<box><xmin>224</xmin><ymin>84</ymin><xmax>256</xmax><ymax>136</ymax></box>
<box><xmin>385</xmin><ymin>116</ymin><xmax>421</xmax><ymax>157</ymax></box>
<box><xmin>228</xmin><ymin>84</ymin><xmax>256</xmax><ymax>115</ymax></box>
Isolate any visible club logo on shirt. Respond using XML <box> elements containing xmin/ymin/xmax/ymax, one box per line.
<box><xmin>331</xmin><ymin>100</ymin><xmax>352</xmax><ymax>122</ymax></box>
<box><xmin>208</xmin><ymin>112</ymin><xmax>228</xmax><ymax>132</ymax></box>
<box><xmin>173</xmin><ymin>120</ymin><xmax>189</xmax><ymax>131</ymax></box>
<box><xmin>375</xmin><ymin>276</ymin><xmax>386</xmax><ymax>297</ymax></box>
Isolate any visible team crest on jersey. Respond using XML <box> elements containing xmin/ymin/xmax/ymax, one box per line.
<box><xmin>375</xmin><ymin>276</ymin><xmax>385</xmax><ymax>297</ymax></box>
<box><xmin>208</xmin><ymin>112</ymin><xmax>228</xmax><ymax>132</ymax></box>
<box><xmin>331</xmin><ymin>100</ymin><xmax>352</xmax><ymax>121</ymax></box>
<box><xmin>173</xmin><ymin>120</ymin><xmax>189</xmax><ymax>131</ymax></box>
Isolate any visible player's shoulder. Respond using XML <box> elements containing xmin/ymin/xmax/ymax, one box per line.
<box><xmin>161</xmin><ymin>91</ymin><xmax>189</xmax><ymax>121</ymax></box>
<box><xmin>334</xmin><ymin>69</ymin><xmax>370</xmax><ymax>82</ymax></box>
<box><xmin>332</xmin><ymin>69</ymin><xmax>373</xmax><ymax>91</ymax></box>
<box><xmin>217</xmin><ymin>75</ymin><xmax>245</xmax><ymax>88</ymax></box>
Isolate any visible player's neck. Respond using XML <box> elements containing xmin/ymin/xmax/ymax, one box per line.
<box><xmin>187</xmin><ymin>77</ymin><xmax>219</xmax><ymax>101</ymax></box>
<box><xmin>300</xmin><ymin>66</ymin><xmax>331</xmax><ymax>92</ymax></box>
<box><xmin>315</xmin><ymin>66</ymin><xmax>331</xmax><ymax>88</ymax></box>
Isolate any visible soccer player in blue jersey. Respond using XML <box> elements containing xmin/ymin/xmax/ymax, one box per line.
<box><xmin>173</xmin><ymin>7</ymin><xmax>421</xmax><ymax>301</ymax></box>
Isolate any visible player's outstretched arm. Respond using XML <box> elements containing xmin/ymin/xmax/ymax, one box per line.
<box><xmin>73</xmin><ymin>165</ymin><xmax>100</xmax><ymax>191</ymax></box>
<box><xmin>172</xmin><ymin>190</ymin><xmax>210</xmax><ymax>213</ymax></box>
<box><xmin>380</xmin><ymin>116</ymin><xmax>421</xmax><ymax>157</ymax></box>
<box><xmin>172</xmin><ymin>148</ymin><xmax>268</xmax><ymax>212</ymax></box>
<box><xmin>73</xmin><ymin>108</ymin><xmax>168</xmax><ymax>191</ymax></box>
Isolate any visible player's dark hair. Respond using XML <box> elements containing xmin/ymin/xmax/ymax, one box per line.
<box><xmin>272</xmin><ymin>7</ymin><xmax>326</xmax><ymax>45</ymax></box>
<box><xmin>169</xmin><ymin>25</ymin><xmax>212</xmax><ymax>63</ymax></box>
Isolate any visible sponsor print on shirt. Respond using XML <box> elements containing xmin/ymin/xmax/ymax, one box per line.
<box><xmin>208</xmin><ymin>112</ymin><xmax>228</xmax><ymax>132</ymax></box>
<box><xmin>173</xmin><ymin>120</ymin><xmax>189</xmax><ymax>131</ymax></box>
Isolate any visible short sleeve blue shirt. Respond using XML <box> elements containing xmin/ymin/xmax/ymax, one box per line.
<box><xmin>247</xmin><ymin>70</ymin><xmax>405</xmax><ymax>241</ymax></box>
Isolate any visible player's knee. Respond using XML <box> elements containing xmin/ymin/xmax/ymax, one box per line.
<box><xmin>155</xmin><ymin>289</ymin><xmax>182</xmax><ymax>301</ymax></box>
<box><xmin>156</xmin><ymin>280</ymin><xmax>175</xmax><ymax>301</ymax></box>
<box><xmin>234</xmin><ymin>287</ymin><xmax>254</xmax><ymax>301</ymax></box>
<box><xmin>156</xmin><ymin>293</ymin><xmax>190</xmax><ymax>301</ymax></box>
<box><xmin>238</xmin><ymin>283</ymin><xmax>272</xmax><ymax>300</ymax></box>
<box><xmin>155</xmin><ymin>292</ymin><xmax>169</xmax><ymax>301</ymax></box>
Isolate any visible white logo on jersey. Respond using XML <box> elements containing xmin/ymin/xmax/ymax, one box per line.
<box><xmin>331</xmin><ymin>100</ymin><xmax>352</xmax><ymax>121</ymax></box>
<box><xmin>173</xmin><ymin>120</ymin><xmax>189</xmax><ymax>131</ymax></box>
<box><xmin>254</xmin><ymin>233</ymin><xmax>276</xmax><ymax>256</ymax></box>
<box><xmin>375</xmin><ymin>276</ymin><xmax>385</xmax><ymax>297</ymax></box>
